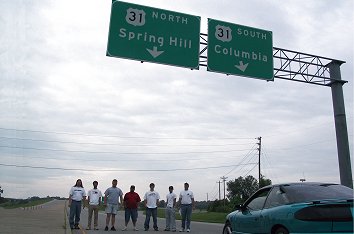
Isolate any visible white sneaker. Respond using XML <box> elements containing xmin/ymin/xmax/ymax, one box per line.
<box><xmin>186</xmin><ymin>229</ymin><xmax>190</xmax><ymax>232</ymax></box>
<box><xmin>134</xmin><ymin>227</ymin><xmax>139</xmax><ymax>231</ymax></box>
<box><xmin>121</xmin><ymin>226</ymin><xmax>127</xmax><ymax>231</ymax></box>
<box><xmin>179</xmin><ymin>229</ymin><xmax>185</xmax><ymax>232</ymax></box>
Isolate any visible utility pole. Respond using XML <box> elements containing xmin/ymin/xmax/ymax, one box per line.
<box><xmin>220</xmin><ymin>176</ymin><xmax>228</xmax><ymax>206</ymax></box>
<box><xmin>216</xmin><ymin>181</ymin><xmax>221</xmax><ymax>200</ymax></box>
<box><xmin>257</xmin><ymin>137</ymin><xmax>262</xmax><ymax>187</ymax></box>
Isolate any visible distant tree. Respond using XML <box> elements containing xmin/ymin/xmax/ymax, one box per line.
<box><xmin>29</xmin><ymin>196</ymin><xmax>40</xmax><ymax>201</ymax></box>
<box><xmin>195</xmin><ymin>200</ymin><xmax>210</xmax><ymax>210</ymax></box>
<box><xmin>259</xmin><ymin>174</ymin><xmax>272</xmax><ymax>188</ymax></box>
<box><xmin>226</xmin><ymin>175</ymin><xmax>272</xmax><ymax>204</ymax></box>
<box><xmin>159</xmin><ymin>199</ymin><xmax>165</xmax><ymax>208</ymax></box>
<box><xmin>207</xmin><ymin>175</ymin><xmax>272</xmax><ymax>213</ymax></box>
<box><xmin>0</xmin><ymin>186</ymin><xmax>3</xmax><ymax>197</ymax></box>
<box><xmin>227</xmin><ymin>175</ymin><xmax>258</xmax><ymax>202</ymax></box>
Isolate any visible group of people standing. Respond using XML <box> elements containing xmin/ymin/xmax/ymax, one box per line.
<box><xmin>68</xmin><ymin>179</ymin><xmax>195</xmax><ymax>232</ymax></box>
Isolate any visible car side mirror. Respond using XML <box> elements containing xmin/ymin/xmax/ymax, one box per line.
<box><xmin>234</xmin><ymin>204</ymin><xmax>244</xmax><ymax>210</ymax></box>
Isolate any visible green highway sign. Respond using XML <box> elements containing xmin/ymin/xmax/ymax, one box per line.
<box><xmin>107</xmin><ymin>1</ymin><xmax>201</xmax><ymax>69</ymax></box>
<box><xmin>207</xmin><ymin>19</ymin><xmax>274</xmax><ymax>80</ymax></box>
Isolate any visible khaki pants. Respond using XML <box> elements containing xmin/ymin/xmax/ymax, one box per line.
<box><xmin>88</xmin><ymin>205</ymin><xmax>99</xmax><ymax>228</ymax></box>
<box><xmin>165</xmin><ymin>206</ymin><xmax>176</xmax><ymax>231</ymax></box>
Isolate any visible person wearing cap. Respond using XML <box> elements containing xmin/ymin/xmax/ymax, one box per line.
<box><xmin>86</xmin><ymin>181</ymin><xmax>102</xmax><ymax>230</ymax></box>
<box><xmin>143</xmin><ymin>183</ymin><xmax>160</xmax><ymax>231</ymax></box>
<box><xmin>122</xmin><ymin>185</ymin><xmax>141</xmax><ymax>231</ymax></box>
<box><xmin>165</xmin><ymin>185</ymin><xmax>177</xmax><ymax>232</ymax></box>
<box><xmin>178</xmin><ymin>183</ymin><xmax>195</xmax><ymax>232</ymax></box>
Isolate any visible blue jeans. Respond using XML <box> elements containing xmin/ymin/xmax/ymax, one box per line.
<box><xmin>125</xmin><ymin>208</ymin><xmax>138</xmax><ymax>223</ymax></box>
<box><xmin>69</xmin><ymin>200</ymin><xmax>82</xmax><ymax>228</ymax></box>
<box><xmin>144</xmin><ymin>207</ymin><xmax>158</xmax><ymax>230</ymax></box>
<box><xmin>180</xmin><ymin>204</ymin><xmax>192</xmax><ymax>230</ymax></box>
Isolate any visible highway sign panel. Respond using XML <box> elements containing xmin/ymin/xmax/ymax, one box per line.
<box><xmin>107</xmin><ymin>1</ymin><xmax>201</xmax><ymax>69</ymax></box>
<box><xmin>207</xmin><ymin>19</ymin><xmax>274</xmax><ymax>80</ymax></box>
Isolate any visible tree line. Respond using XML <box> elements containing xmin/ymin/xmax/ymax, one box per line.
<box><xmin>208</xmin><ymin>175</ymin><xmax>271</xmax><ymax>213</ymax></box>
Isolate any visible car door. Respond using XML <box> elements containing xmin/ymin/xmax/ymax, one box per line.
<box><xmin>235</xmin><ymin>188</ymin><xmax>272</xmax><ymax>234</ymax></box>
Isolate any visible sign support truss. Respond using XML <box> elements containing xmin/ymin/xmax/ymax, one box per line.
<box><xmin>199</xmin><ymin>33</ymin><xmax>352</xmax><ymax>188</ymax></box>
<box><xmin>199</xmin><ymin>33</ymin><xmax>347</xmax><ymax>86</ymax></box>
<box><xmin>273</xmin><ymin>47</ymin><xmax>347</xmax><ymax>86</ymax></box>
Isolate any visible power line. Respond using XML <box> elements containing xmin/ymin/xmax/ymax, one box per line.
<box><xmin>269</xmin><ymin>139</ymin><xmax>336</xmax><ymax>151</ymax></box>
<box><xmin>0</xmin><ymin>136</ymin><xmax>255</xmax><ymax>147</ymax></box>
<box><xmin>0</xmin><ymin>145</ymin><xmax>256</xmax><ymax>155</ymax></box>
<box><xmin>0</xmin><ymin>127</ymin><xmax>254</xmax><ymax>140</ymax></box>
<box><xmin>1</xmin><ymin>152</ymin><xmax>251</xmax><ymax>162</ymax></box>
<box><xmin>243</xmin><ymin>163</ymin><xmax>259</xmax><ymax>178</ymax></box>
<box><xmin>0</xmin><ymin>162</ymin><xmax>257</xmax><ymax>172</ymax></box>
<box><xmin>223</xmin><ymin>151</ymin><xmax>258</xmax><ymax>179</ymax></box>
<box><xmin>223</xmin><ymin>144</ymin><xmax>258</xmax><ymax>176</ymax></box>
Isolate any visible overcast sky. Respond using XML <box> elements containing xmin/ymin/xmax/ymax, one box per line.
<box><xmin>1</xmin><ymin>0</ymin><xmax>353</xmax><ymax>200</ymax></box>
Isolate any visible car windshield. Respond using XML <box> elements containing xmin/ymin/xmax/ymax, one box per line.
<box><xmin>282</xmin><ymin>184</ymin><xmax>353</xmax><ymax>203</ymax></box>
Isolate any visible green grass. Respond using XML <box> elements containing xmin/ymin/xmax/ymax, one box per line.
<box><xmin>0</xmin><ymin>198</ymin><xmax>53</xmax><ymax>209</ymax></box>
<box><xmin>156</xmin><ymin>209</ymin><xmax>227</xmax><ymax>224</ymax></box>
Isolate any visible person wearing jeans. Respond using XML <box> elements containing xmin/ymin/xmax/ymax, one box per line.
<box><xmin>122</xmin><ymin>185</ymin><xmax>141</xmax><ymax>231</ymax></box>
<box><xmin>178</xmin><ymin>183</ymin><xmax>195</xmax><ymax>232</ymax></box>
<box><xmin>143</xmin><ymin>183</ymin><xmax>160</xmax><ymax>231</ymax></box>
<box><xmin>68</xmin><ymin>179</ymin><xmax>86</xmax><ymax>230</ymax></box>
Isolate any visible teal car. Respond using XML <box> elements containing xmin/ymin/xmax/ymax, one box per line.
<box><xmin>222</xmin><ymin>183</ymin><xmax>353</xmax><ymax>234</ymax></box>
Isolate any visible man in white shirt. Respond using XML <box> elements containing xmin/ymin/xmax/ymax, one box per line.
<box><xmin>143</xmin><ymin>183</ymin><xmax>160</xmax><ymax>231</ymax></box>
<box><xmin>86</xmin><ymin>181</ymin><xmax>102</xmax><ymax>230</ymax></box>
<box><xmin>165</xmin><ymin>186</ymin><xmax>177</xmax><ymax>232</ymax></box>
<box><xmin>178</xmin><ymin>183</ymin><xmax>195</xmax><ymax>232</ymax></box>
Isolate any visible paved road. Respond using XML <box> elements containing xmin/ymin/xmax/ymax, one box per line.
<box><xmin>0</xmin><ymin>199</ymin><xmax>71</xmax><ymax>234</ymax></box>
<box><xmin>74</xmin><ymin>208</ymin><xmax>224</xmax><ymax>234</ymax></box>
<box><xmin>0</xmin><ymin>200</ymin><xmax>224</xmax><ymax>234</ymax></box>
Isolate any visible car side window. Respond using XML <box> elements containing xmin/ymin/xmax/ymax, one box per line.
<box><xmin>264</xmin><ymin>186</ymin><xmax>290</xmax><ymax>208</ymax></box>
<box><xmin>246</xmin><ymin>188</ymin><xmax>271</xmax><ymax>211</ymax></box>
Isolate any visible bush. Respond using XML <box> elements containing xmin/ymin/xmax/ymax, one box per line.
<box><xmin>0</xmin><ymin>197</ymin><xmax>8</xmax><ymax>204</ymax></box>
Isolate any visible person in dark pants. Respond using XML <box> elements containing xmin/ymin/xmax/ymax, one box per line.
<box><xmin>122</xmin><ymin>185</ymin><xmax>141</xmax><ymax>231</ymax></box>
<box><xmin>178</xmin><ymin>183</ymin><xmax>195</xmax><ymax>232</ymax></box>
<box><xmin>143</xmin><ymin>183</ymin><xmax>160</xmax><ymax>231</ymax></box>
<box><xmin>68</xmin><ymin>179</ymin><xmax>86</xmax><ymax>230</ymax></box>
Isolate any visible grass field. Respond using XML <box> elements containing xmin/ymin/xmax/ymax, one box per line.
<box><xmin>0</xmin><ymin>198</ymin><xmax>54</xmax><ymax>209</ymax></box>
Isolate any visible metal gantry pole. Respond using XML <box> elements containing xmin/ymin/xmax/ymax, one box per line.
<box><xmin>327</xmin><ymin>61</ymin><xmax>353</xmax><ymax>188</ymax></box>
<box><xmin>199</xmin><ymin>36</ymin><xmax>352</xmax><ymax>188</ymax></box>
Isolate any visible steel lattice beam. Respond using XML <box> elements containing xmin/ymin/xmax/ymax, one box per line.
<box><xmin>199</xmin><ymin>33</ymin><xmax>347</xmax><ymax>86</ymax></box>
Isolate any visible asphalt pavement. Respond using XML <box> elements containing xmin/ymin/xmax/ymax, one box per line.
<box><xmin>0</xmin><ymin>200</ymin><xmax>224</xmax><ymax>234</ymax></box>
<box><xmin>74</xmin><ymin>208</ymin><xmax>224</xmax><ymax>234</ymax></box>
<box><xmin>0</xmin><ymin>199</ymin><xmax>71</xmax><ymax>234</ymax></box>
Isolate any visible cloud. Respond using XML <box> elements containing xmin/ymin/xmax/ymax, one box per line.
<box><xmin>0</xmin><ymin>0</ymin><xmax>353</xmax><ymax>199</ymax></box>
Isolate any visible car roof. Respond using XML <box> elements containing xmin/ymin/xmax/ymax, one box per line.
<box><xmin>262</xmin><ymin>182</ymin><xmax>341</xmax><ymax>189</ymax></box>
